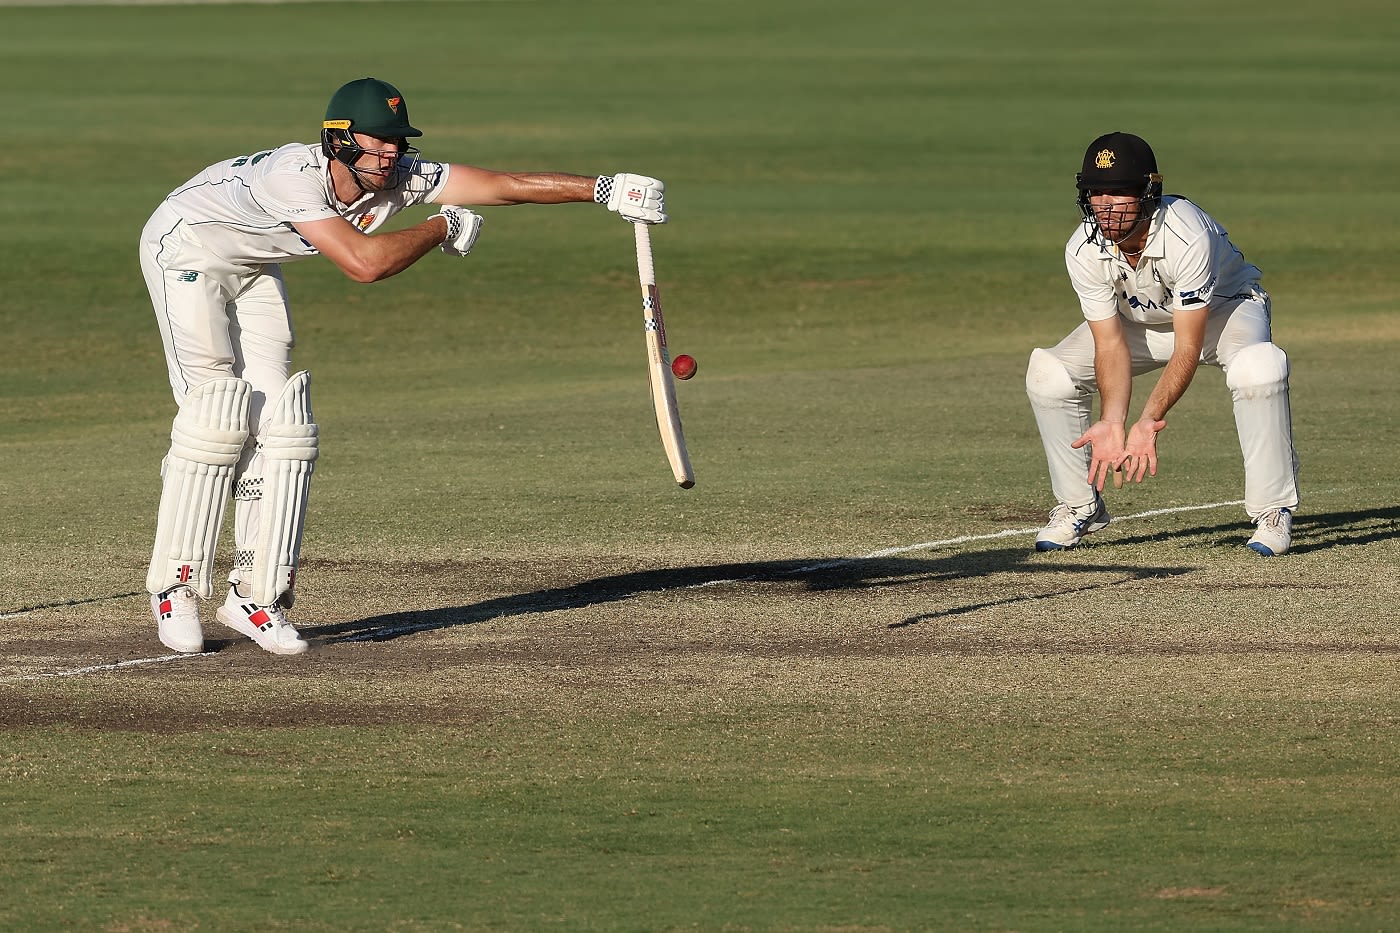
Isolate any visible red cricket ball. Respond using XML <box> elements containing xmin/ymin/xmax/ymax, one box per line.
<box><xmin>671</xmin><ymin>354</ymin><xmax>697</xmax><ymax>380</ymax></box>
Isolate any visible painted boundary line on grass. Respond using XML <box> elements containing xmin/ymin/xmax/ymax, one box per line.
<box><xmin>8</xmin><ymin>498</ymin><xmax>1246</xmax><ymax>679</ymax></box>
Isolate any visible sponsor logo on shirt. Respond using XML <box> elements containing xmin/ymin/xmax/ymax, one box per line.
<box><xmin>231</xmin><ymin>151</ymin><xmax>273</xmax><ymax>168</ymax></box>
<box><xmin>1178</xmin><ymin>274</ymin><xmax>1217</xmax><ymax>305</ymax></box>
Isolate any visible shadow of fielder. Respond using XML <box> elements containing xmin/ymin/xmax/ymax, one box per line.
<box><xmin>312</xmin><ymin>548</ymin><xmax>1188</xmax><ymax>644</ymax></box>
<box><xmin>306</xmin><ymin>504</ymin><xmax>1400</xmax><ymax>644</ymax></box>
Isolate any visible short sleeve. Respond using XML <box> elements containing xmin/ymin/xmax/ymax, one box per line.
<box><xmin>254</xmin><ymin>150</ymin><xmax>340</xmax><ymax>224</ymax></box>
<box><xmin>1065</xmin><ymin>228</ymin><xmax>1119</xmax><ymax>321</ymax></box>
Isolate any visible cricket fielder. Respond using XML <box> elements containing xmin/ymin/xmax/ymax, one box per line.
<box><xmin>142</xmin><ymin>77</ymin><xmax>666</xmax><ymax>655</ymax></box>
<box><xmin>1026</xmin><ymin>132</ymin><xmax>1300</xmax><ymax>555</ymax></box>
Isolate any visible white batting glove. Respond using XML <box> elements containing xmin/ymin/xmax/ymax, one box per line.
<box><xmin>438</xmin><ymin>206</ymin><xmax>484</xmax><ymax>256</ymax></box>
<box><xmin>594</xmin><ymin>173</ymin><xmax>666</xmax><ymax>224</ymax></box>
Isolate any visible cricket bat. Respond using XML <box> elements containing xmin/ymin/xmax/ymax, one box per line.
<box><xmin>632</xmin><ymin>222</ymin><xmax>695</xmax><ymax>489</ymax></box>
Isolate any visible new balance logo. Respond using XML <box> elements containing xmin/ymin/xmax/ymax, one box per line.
<box><xmin>176</xmin><ymin>271</ymin><xmax>199</xmax><ymax>283</ymax></box>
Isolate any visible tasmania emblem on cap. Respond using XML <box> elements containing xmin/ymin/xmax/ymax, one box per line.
<box><xmin>1095</xmin><ymin>149</ymin><xmax>1116</xmax><ymax>169</ymax></box>
<box><xmin>386</xmin><ymin>96</ymin><xmax>402</xmax><ymax>113</ymax></box>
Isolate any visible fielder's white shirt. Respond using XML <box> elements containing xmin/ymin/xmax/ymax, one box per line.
<box><xmin>1065</xmin><ymin>195</ymin><xmax>1263</xmax><ymax>325</ymax></box>
<box><xmin>162</xmin><ymin>143</ymin><xmax>449</xmax><ymax>266</ymax></box>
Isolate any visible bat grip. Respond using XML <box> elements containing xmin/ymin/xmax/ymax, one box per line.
<box><xmin>633</xmin><ymin>222</ymin><xmax>656</xmax><ymax>287</ymax></box>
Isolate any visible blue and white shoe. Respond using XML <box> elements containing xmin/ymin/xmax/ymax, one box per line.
<box><xmin>1035</xmin><ymin>492</ymin><xmax>1112</xmax><ymax>551</ymax></box>
<box><xmin>1247</xmin><ymin>507</ymin><xmax>1292</xmax><ymax>556</ymax></box>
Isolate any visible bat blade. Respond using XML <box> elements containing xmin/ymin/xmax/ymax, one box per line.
<box><xmin>634</xmin><ymin>223</ymin><xmax>695</xmax><ymax>488</ymax></box>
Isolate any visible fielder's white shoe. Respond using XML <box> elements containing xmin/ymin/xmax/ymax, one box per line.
<box><xmin>152</xmin><ymin>585</ymin><xmax>204</xmax><ymax>653</ymax></box>
<box><xmin>1035</xmin><ymin>491</ymin><xmax>1112</xmax><ymax>551</ymax></box>
<box><xmin>216</xmin><ymin>584</ymin><xmax>309</xmax><ymax>656</ymax></box>
<box><xmin>1247</xmin><ymin>507</ymin><xmax>1293</xmax><ymax>556</ymax></box>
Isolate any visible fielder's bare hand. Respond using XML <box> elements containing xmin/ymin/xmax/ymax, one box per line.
<box><xmin>1120</xmin><ymin>416</ymin><xmax>1168</xmax><ymax>484</ymax></box>
<box><xmin>595</xmin><ymin>173</ymin><xmax>666</xmax><ymax>224</ymax></box>
<box><xmin>1072</xmin><ymin>419</ymin><xmax>1129</xmax><ymax>492</ymax></box>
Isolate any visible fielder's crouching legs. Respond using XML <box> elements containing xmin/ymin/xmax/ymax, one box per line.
<box><xmin>1224</xmin><ymin>342</ymin><xmax>1300</xmax><ymax>518</ymax></box>
<box><xmin>147</xmin><ymin>378</ymin><xmax>252</xmax><ymax>653</ymax></box>
<box><xmin>1025</xmin><ymin>347</ymin><xmax>1098</xmax><ymax>508</ymax></box>
<box><xmin>217</xmin><ymin>371</ymin><xmax>319</xmax><ymax>655</ymax></box>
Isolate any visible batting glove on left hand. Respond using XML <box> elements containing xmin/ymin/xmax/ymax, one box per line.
<box><xmin>595</xmin><ymin>173</ymin><xmax>666</xmax><ymax>224</ymax></box>
<box><xmin>439</xmin><ymin>205</ymin><xmax>484</xmax><ymax>256</ymax></box>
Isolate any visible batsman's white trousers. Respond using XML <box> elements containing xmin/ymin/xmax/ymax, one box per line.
<box><xmin>140</xmin><ymin>203</ymin><xmax>294</xmax><ymax>423</ymax></box>
<box><xmin>140</xmin><ymin>203</ymin><xmax>298</xmax><ymax>582</ymax></box>
<box><xmin>1026</xmin><ymin>291</ymin><xmax>1300</xmax><ymax>519</ymax></box>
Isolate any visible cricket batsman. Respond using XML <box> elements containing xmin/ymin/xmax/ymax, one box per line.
<box><xmin>1026</xmin><ymin>132</ymin><xmax>1300</xmax><ymax>555</ymax></box>
<box><xmin>141</xmin><ymin>77</ymin><xmax>666</xmax><ymax>655</ymax></box>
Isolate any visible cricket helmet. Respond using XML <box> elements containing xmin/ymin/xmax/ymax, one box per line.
<box><xmin>323</xmin><ymin>77</ymin><xmax>422</xmax><ymax>139</ymax></box>
<box><xmin>1075</xmin><ymin>131</ymin><xmax>1163</xmax><ymax>232</ymax></box>
<box><xmin>320</xmin><ymin>77</ymin><xmax>421</xmax><ymax>186</ymax></box>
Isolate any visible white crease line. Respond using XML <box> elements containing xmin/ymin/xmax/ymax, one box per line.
<box><xmin>16</xmin><ymin>651</ymin><xmax>216</xmax><ymax>681</ymax></box>
<box><xmin>867</xmin><ymin>499</ymin><xmax>1247</xmax><ymax>559</ymax></box>
<box><xmin>690</xmin><ymin>499</ymin><xmax>1247</xmax><ymax>587</ymax></box>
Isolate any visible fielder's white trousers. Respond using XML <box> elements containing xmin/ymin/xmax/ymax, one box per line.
<box><xmin>140</xmin><ymin>203</ymin><xmax>297</xmax><ymax>568</ymax></box>
<box><xmin>1026</xmin><ymin>292</ymin><xmax>1300</xmax><ymax>519</ymax></box>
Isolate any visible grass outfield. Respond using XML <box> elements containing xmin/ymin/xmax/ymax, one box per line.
<box><xmin>3</xmin><ymin>0</ymin><xmax>1400</xmax><ymax>929</ymax></box>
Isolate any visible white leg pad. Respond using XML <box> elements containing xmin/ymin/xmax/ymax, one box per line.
<box><xmin>147</xmin><ymin>378</ymin><xmax>251</xmax><ymax>598</ymax></box>
<box><xmin>1224</xmin><ymin>341</ymin><xmax>1288</xmax><ymax>396</ymax></box>
<box><xmin>250</xmin><ymin>371</ymin><xmax>319</xmax><ymax>607</ymax></box>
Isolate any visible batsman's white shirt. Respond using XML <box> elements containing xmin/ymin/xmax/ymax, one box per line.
<box><xmin>163</xmin><ymin>142</ymin><xmax>449</xmax><ymax>266</ymax></box>
<box><xmin>142</xmin><ymin>143</ymin><xmax>450</xmax><ymax>405</ymax></box>
<box><xmin>1065</xmin><ymin>196</ymin><xmax>1262</xmax><ymax>324</ymax></box>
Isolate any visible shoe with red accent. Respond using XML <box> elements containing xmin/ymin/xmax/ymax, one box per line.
<box><xmin>152</xmin><ymin>585</ymin><xmax>204</xmax><ymax>653</ymax></box>
<box><xmin>216</xmin><ymin>583</ymin><xmax>309</xmax><ymax>656</ymax></box>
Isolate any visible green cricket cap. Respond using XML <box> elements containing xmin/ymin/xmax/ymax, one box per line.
<box><xmin>323</xmin><ymin>77</ymin><xmax>422</xmax><ymax>138</ymax></box>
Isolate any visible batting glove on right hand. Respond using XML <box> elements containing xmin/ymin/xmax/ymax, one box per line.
<box><xmin>595</xmin><ymin>173</ymin><xmax>666</xmax><ymax>224</ymax></box>
<box><xmin>439</xmin><ymin>205</ymin><xmax>484</xmax><ymax>256</ymax></box>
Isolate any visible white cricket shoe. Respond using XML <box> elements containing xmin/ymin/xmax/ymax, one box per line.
<box><xmin>1247</xmin><ymin>507</ymin><xmax>1293</xmax><ymax>556</ymax></box>
<box><xmin>1035</xmin><ymin>491</ymin><xmax>1112</xmax><ymax>551</ymax></box>
<box><xmin>152</xmin><ymin>585</ymin><xmax>204</xmax><ymax>653</ymax></box>
<box><xmin>216</xmin><ymin>584</ymin><xmax>309</xmax><ymax>656</ymax></box>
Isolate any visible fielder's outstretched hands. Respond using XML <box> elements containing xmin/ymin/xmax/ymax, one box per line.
<box><xmin>439</xmin><ymin>206</ymin><xmax>484</xmax><ymax>256</ymax></box>
<box><xmin>1073</xmin><ymin>417</ymin><xmax>1167</xmax><ymax>490</ymax></box>
<box><xmin>595</xmin><ymin>173</ymin><xmax>666</xmax><ymax>224</ymax></box>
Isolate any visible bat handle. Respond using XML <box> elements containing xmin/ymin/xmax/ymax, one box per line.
<box><xmin>633</xmin><ymin>222</ymin><xmax>656</xmax><ymax>287</ymax></box>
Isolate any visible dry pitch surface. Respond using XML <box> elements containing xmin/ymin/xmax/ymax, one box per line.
<box><xmin>8</xmin><ymin>498</ymin><xmax>1400</xmax><ymax>732</ymax></box>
